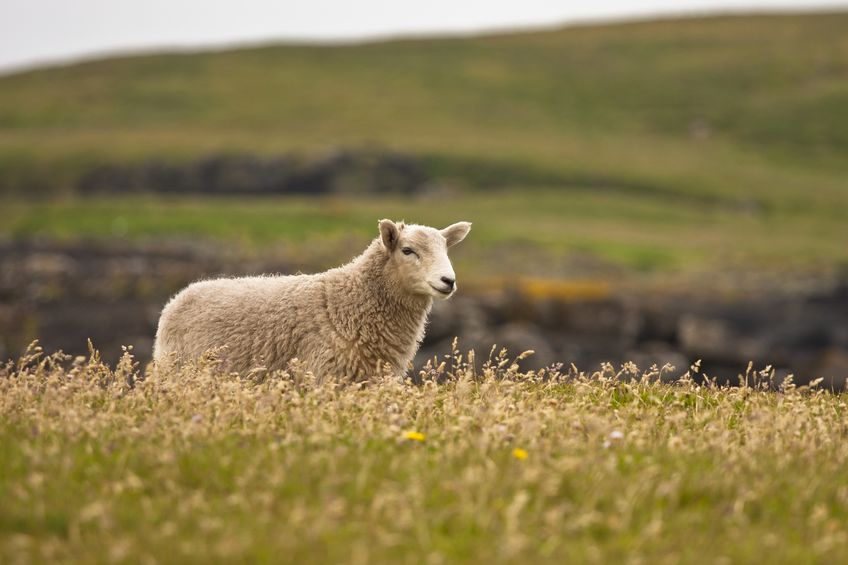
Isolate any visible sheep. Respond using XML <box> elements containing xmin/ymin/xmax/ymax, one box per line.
<box><xmin>153</xmin><ymin>219</ymin><xmax>471</xmax><ymax>381</ymax></box>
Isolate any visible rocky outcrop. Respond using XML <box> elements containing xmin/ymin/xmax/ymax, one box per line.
<box><xmin>2</xmin><ymin>240</ymin><xmax>847</xmax><ymax>388</ymax></box>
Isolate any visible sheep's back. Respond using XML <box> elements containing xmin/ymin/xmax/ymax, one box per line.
<box><xmin>154</xmin><ymin>274</ymin><xmax>322</xmax><ymax>372</ymax></box>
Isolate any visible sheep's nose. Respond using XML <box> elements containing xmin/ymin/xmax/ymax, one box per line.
<box><xmin>441</xmin><ymin>276</ymin><xmax>455</xmax><ymax>289</ymax></box>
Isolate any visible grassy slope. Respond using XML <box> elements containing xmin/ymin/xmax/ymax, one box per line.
<box><xmin>1</xmin><ymin>13</ymin><xmax>847</xmax><ymax>272</ymax></box>
<box><xmin>3</xmin><ymin>348</ymin><xmax>848</xmax><ymax>563</ymax></box>
<box><xmin>2</xmin><ymin>13</ymin><xmax>848</xmax><ymax>183</ymax></box>
<box><xmin>5</xmin><ymin>191</ymin><xmax>847</xmax><ymax>275</ymax></box>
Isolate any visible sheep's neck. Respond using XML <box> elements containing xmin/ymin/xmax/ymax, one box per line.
<box><xmin>351</xmin><ymin>241</ymin><xmax>432</xmax><ymax>326</ymax></box>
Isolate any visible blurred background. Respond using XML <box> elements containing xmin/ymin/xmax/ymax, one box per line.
<box><xmin>1</xmin><ymin>1</ymin><xmax>847</xmax><ymax>385</ymax></box>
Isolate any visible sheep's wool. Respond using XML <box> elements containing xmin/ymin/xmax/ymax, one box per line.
<box><xmin>153</xmin><ymin>220</ymin><xmax>470</xmax><ymax>381</ymax></box>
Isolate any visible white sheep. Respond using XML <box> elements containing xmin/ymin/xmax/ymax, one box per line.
<box><xmin>153</xmin><ymin>219</ymin><xmax>471</xmax><ymax>380</ymax></box>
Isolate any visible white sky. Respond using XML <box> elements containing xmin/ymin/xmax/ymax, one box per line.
<box><xmin>1</xmin><ymin>0</ymin><xmax>846</xmax><ymax>73</ymax></box>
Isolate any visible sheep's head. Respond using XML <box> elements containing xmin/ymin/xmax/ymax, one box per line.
<box><xmin>379</xmin><ymin>219</ymin><xmax>471</xmax><ymax>300</ymax></box>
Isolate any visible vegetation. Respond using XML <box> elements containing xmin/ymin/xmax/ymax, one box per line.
<box><xmin>2</xmin><ymin>12</ymin><xmax>848</xmax><ymax>179</ymax></box>
<box><xmin>3</xmin><ymin>15</ymin><xmax>846</xmax><ymax>561</ymax></box>
<box><xmin>4</xmin><ymin>188</ymin><xmax>847</xmax><ymax>276</ymax></box>
<box><xmin>2</xmin><ymin>343</ymin><xmax>848</xmax><ymax>563</ymax></box>
<box><xmin>2</xmin><ymin>12</ymin><xmax>847</xmax><ymax>274</ymax></box>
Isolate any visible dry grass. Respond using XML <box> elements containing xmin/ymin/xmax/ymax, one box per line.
<box><xmin>2</xmin><ymin>342</ymin><xmax>848</xmax><ymax>563</ymax></box>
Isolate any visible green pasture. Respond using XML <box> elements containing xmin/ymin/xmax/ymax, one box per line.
<box><xmin>2</xmin><ymin>350</ymin><xmax>848</xmax><ymax>563</ymax></box>
<box><xmin>1</xmin><ymin>12</ymin><xmax>847</xmax><ymax>187</ymax></box>
<box><xmin>1</xmin><ymin>12</ymin><xmax>847</xmax><ymax>275</ymax></box>
<box><xmin>4</xmin><ymin>186</ymin><xmax>847</xmax><ymax>276</ymax></box>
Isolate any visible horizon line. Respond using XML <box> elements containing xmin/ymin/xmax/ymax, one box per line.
<box><xmin>1</xmin><ymin>6</ymin><xmax>845</xmax><ymax>77</ymax></box>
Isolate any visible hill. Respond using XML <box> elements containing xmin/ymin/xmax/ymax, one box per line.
<box><xmin>1</xmin><ymin>13</ymin><xmax>847</xmax><ymax>275</ymax></box>
<box><xmin>1</xmin><ymin>12</ymin><xmax>847</xmax><ymax>193</ymax></box>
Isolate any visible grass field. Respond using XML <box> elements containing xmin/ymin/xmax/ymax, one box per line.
<box><xmin>1</xmin><ymin>12</ymin><xmax>848</xmax><ymax>190</ymax></box>
<box><xmin>2</xmin><ymin>344</ymin><xmax>848</xmax><ymax>563</ymax></box>
<box><xmin>3</xmin><ymin>14</ymin><xmax>848</xmax><ymax>562</ymax></box>
<box><xmin>2</xmin><ymin>13</ymin><xmax>848</xmax><ymax>276</ymax></box>
<box><xmin>4</xmin><ymin>188</ymin><xmax>847</xmax><ymax>276</ymax></box>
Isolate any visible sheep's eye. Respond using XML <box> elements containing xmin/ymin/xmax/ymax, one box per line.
<box><xmin>402</xmin><ymin>247</ymin><xmax>415</xmax><ymax>256</ymax></box>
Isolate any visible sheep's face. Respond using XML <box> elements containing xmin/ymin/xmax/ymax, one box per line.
<box><xmin>379</xmin><ymin>219</ymin><xmax>471</xmax><ymax>300</ymax></box>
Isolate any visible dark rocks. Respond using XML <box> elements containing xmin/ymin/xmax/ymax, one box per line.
<box><xmin>421</xmin><ymin>282</ymin><xmax>848</xmax><ymax>384</ymax></box>
<box><xmin>77</xmin><ymin>149</ymin><xmax>429</xmax><ymax>196</ymax></box>
<box><xmin>2</xmin><ymin>240</ymin><xmax>847</xmax><ymax>387</ymax></box>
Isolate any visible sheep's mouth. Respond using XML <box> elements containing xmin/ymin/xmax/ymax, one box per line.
<box><xmin>429</xmin><ymin>284</ymin><xmax>454</xmax><ymax>296</ymax></box>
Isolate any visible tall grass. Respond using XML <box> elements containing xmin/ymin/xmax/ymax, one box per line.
<box><xmin>2</xmin><ymin>342</ymin><xmax>847</xmax><ymax>563</ymax></box>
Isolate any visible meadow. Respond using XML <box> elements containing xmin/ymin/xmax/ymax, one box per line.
<box><xmin>2</xmin><ymin>343</ymin><xmax>848</xmax><ymax>563</ymax></box>
<box><xmin>2</xmin><ymin>12</ymin><xmax>847</xmax><ymax>277</ymax></box>
<box><xmin>2</xmin><ymin>13</ymin><xmax>848</xmax><ymax>183</ymax></box>
<box><xmin>4</xmin><ymin>186</ymin><xmax>848</xmax><ymax>278</ymax></box>
<box><xmin>2</xmin><ymin>13</ymin><xmax>848</xmax><ymax>562</ymax></box>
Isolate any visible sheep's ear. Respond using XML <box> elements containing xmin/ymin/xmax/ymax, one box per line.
<box><xmin>379</xmin><ymin>219</ymin><xmax>400</xmax><ymax>251</ymax></box>
<box><xmin>441</xmin><ymin>221</ymin><xmax>471</xmax><ymax>247</ymax></box>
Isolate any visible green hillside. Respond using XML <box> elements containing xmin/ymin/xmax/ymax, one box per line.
<box><xmin>2</xmin><ymin>13</ymin><xmax>848</xmax><ymax>185</ymax></box>
<box><xmin>1</xmin><ymin>13</ymin><xmax>847</xmax><ymax>274</ymax></box>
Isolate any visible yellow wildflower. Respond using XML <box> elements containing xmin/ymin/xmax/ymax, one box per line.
<box><xmin>512</xmin><ymin>448</ymin><xmax>528</xmax><ymax>460</ymax></box>
<box><xmin>404</xmin><ymin>431</ymin><xmax>426</xmax><ymax>442</ymax></box>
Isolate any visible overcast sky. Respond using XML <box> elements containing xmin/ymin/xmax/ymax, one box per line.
<box><xmin>1</xmin><ymin>0</ymin><xmax>846</xmax><ymax>73</ymax></box>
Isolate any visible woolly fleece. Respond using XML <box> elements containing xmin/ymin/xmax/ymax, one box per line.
<box><xmin>153</xmin><ymin>220</ymin><xmax>471</xmax><ymax>381</ymax></box>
